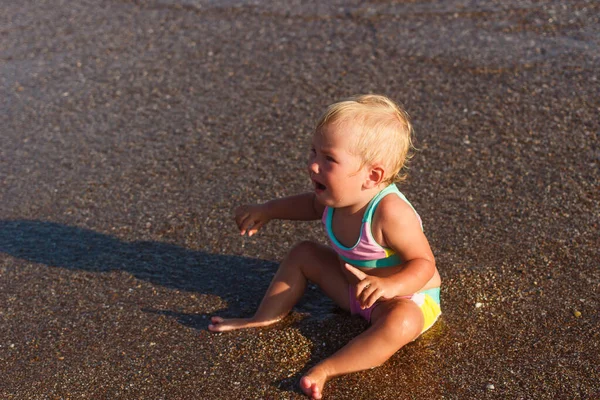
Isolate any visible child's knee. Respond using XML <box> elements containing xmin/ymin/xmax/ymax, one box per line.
<box><xmin>378</xmin><ymin>301</ymin><xmax>424</xmax><ymax>339</ymax></box>
<box><xmin>287</xmin><ymin>241</ymin><xmax>319</xmax><ymax>264</ymax></box>
<box><xmin>286</xmin><ymin>241</ymin><xmax>333</xmax><ymax>279</ymax></box>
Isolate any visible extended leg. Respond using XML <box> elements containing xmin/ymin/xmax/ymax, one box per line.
<box><xmin>300</xmin><ymin>299</ymin><xmax>424</xmax><ymax>399</ymax></box>
<box><xmin>209</xmin><ymin>241</ymin><xmax>349</xmax><ymax>332</ymax></box>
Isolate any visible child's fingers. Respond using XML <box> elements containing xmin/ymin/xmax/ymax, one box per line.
<box><xmin>357</xmin><ymin>281</ymin><xmax>377</xmax><ymax>306</ymax></box>
<box><xmin>235</xmin><ymin>210</ymin><xmax>251</xmax><ymax>232</ymax></box>
<box><xmin>247</xmin><ymin>220</ymin><xmax>265</xmax><ymax>236</ymax></box>
<box><xmin>239</xmin><ymin>215</ymin><xmax>257</xmax><ymax>235</ymax></box>
<box><xmin>355</xmin><ymin>277</ymin><xmax>373</xmax><ymax>295</ymax></box>
<box><xmin>362</xmin><ymin>288</ymin><xmax>382</xmax><ymax>309</ymax></box>
<box><xmin>344</xmin><ymin>263</ymin><xmax>367</xmax><ymax>280</ymax></box>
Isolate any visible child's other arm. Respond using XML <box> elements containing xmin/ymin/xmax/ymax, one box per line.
<box><xmin>377</xmin><ymin>196</ymin><xmax>435</xmax><ymax>295</ymax></box>
<box><xmin>235</xmin><ymin>192</ymin><xmax>324</xmax><ymax>236</ymax></box>
<box><xmin>346</xmin><ymin>196</ymin><xmax>435</xmax><ymax>308</ymax></box>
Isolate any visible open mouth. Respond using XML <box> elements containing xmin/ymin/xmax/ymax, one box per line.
<box><xmin>313</xmin><ymin>180</ymin><xmax>326</xmax><ymax>192</ymax></box>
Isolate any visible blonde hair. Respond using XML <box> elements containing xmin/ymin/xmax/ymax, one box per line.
<box><xmin>315</xmin><ymin>94</ymin><xmax>415</xmax><ymax>184</ymax></box>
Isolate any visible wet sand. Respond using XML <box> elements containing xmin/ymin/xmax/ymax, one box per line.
<box><xmin>1</xmin><ymin>0</ymin><xmax>598</xmax><ymax>398</ymax></box>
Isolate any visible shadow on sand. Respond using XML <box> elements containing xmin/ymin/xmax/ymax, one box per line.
<box><xmin>0</xmin><ymin>220</ymin><xmax>338</xmax><ymax>323</ymax></box>
<box><xmin>0</xmin><ymin>219</ymin><xmax>422</xmax><ymax>394</ymax></box>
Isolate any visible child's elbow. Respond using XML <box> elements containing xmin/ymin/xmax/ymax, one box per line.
<box><xmin>423</xmin><ymin>258</ymin><xmax>436</xmax><ymax>280</ymax></box>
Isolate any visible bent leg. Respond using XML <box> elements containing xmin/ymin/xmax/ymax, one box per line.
<box><xmin>300</xmin><ymin>298</ymin><xmax>424</xmax><ymax>399</ymax></box>
<box><xmin>209</xmin><ymin>241</ymin><xmax>349</xmax><ymax>332</ymax></box>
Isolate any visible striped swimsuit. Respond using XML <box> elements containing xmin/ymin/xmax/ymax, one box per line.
<box><xmin>322</xmin><ymin>185</ymin><xmax>441</xmax><ymax>331</ymax></box>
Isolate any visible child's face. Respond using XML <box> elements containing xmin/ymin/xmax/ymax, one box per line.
<box><xmin>308</xmin><ymin>122</ymin><xmax>369</xmax><ymax>208</ymax></box>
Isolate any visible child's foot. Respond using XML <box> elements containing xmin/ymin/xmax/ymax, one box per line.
<box><xmin>207</xmin><ymin>316</ymin><xmax>278</xmax><ymax>332</ymax></box>
<box><xmin>300</xmin><ymin>366</ymin><xmax>328</xmax><ymax>399</ymax></box>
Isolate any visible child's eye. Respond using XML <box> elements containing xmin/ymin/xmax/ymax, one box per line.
<box><xmin>326</xmin><ymin>155</ymin><xmax>336</xmax><ymax>162</ymax></box>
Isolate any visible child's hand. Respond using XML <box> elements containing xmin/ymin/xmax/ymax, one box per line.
<box><xmin>345</xmin><ymin>263</ymin><xmax>392</xmax><ymax>309</ymax></box>
<box><xmin>235</xmin><ymin>203</ymin><xmax>271</xmax><ymax>236</ymax></box>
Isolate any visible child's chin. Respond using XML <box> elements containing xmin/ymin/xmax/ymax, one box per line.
<box><xmin>315</xmin><ymin>192</ymin><xmax>335</xmax><ymax>206</ymax></box>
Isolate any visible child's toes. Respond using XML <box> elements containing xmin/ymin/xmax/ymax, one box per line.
<box><xmin>300</xmin><ymin>377</ymin><xmax>312</xmax><ymax>393</ymax></box>
<box><xmin>300</xmin><ymin>376</ymin><xmax>322</xmax><ymax>398</ymax></box>
<box><xmin>208</xmin><ymin>316</ymin><xmax>224</xmax><ymax>332</ymax></box>
<box><xmin>312</xmin><ymin>384</ymin><xmax>322</xmax><ymax>399</ymax></box>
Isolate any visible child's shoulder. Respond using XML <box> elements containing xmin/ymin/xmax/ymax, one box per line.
<box><xmin>374</xmin><ymin>190</ymin><xmax>421</xmax><ymax>228</ymax></box>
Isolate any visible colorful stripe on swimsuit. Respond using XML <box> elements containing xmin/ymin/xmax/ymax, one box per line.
<box><xmin>348</xmin><ymin>286</ymin><xmax>441</xmax><ymax>334</ymax></box>
<box><xmin>322</xmin><ymin>184</ymin><xmax>423</xmax><ymax>268</ymax></box>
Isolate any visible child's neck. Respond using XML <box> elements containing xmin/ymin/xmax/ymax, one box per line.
<box><xmin>335</xmin><ymin>184</ymin><xmax>388</xmax><ymax>217</ymax></box>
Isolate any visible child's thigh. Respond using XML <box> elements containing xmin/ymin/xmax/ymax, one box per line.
<box><xmin>288</xmin><ymin>241</ymin><xmax>350</xmax><ymax>311</ymax></box>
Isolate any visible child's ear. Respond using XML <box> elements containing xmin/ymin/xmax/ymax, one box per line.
<box><xmin>364</xmin><ymin>165</ymin><xmax>385</xmax><ymax>189</ymax></box>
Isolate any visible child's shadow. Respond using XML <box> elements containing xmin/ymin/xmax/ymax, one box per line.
<box><xmin>0</xmin><ymin>219</ymin><xmax>328</xmax><ymax>325</ymax></box>
<box><xmin>0</xmin><ymin>220</ymin><xmax>442</xmax><ymax>396</ymax></box>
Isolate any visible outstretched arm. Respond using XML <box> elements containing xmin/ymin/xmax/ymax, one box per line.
<box><xmin>235</xmin><ymin>192</ymin><xmax>324</xmax><ymax>236</ymax></box>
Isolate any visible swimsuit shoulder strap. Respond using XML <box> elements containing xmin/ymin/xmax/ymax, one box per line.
<box><xmin>363</xmin><ymin>185</ymin><xmax>423</xmax><ymax>230</ymax></box>
<box><xmin>362</xmin><ymin>184</ymin><xmax>400</xmax><ymax>223</ymax></box>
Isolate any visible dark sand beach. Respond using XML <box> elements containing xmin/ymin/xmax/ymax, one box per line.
<box><xmin>1</xmin><ymin>0</ymin><xmax>598</xmax><ymax>398</ymax></box>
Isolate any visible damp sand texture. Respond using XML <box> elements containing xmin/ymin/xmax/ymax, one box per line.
<box><xmin>1</xmin><ymin>0</ymin><xmax>598</xmax><ymax>399</ymax></box>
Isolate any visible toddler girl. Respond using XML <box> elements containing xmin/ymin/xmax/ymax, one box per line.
<box><xmin>209</xmin><ymin>94</ymin><xmax>441</xmax><ymax>399</ymax></box>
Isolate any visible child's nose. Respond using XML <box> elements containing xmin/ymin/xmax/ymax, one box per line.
<box><xmin>308</xmin><ymin>161</ymin><xmax>319</xmax><ymax>174</ymax></box>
